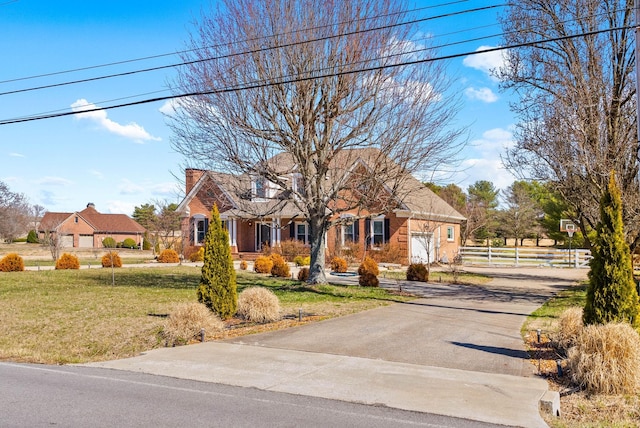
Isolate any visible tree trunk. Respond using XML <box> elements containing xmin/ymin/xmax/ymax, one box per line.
<box><xmin>307</xmin><ymin>214</ymin><xmax>328</xmax><ymax>284</ymax></box>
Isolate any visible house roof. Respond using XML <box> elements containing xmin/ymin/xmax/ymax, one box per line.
<box><xmin>39</xmin><ymin>205</ymin><xmax>146</xmax><ymax>234</ymax></box>
<box><xmin>179</xmin><ymin>148</ymin><xmax>465</xmax><ymax>223</ymax></box>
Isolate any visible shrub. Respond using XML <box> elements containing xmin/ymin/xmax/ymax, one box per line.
<box><xmin>567</xmin><ymin>322</ymin><xmax>640</xmax><ymax>394</ymax></box>
<box><xmin>297</xmin><ymin>267</ymin><xmax>310</xmax><ymax>282</ymax></box>
<box><xmin>239</xmin><ymin>260</ymin><xmax>248</xmax><ymax>270</ymax></box>
<box><xmin>157</xmin><ymin>249</ymin><xmax>180</xmax><ymax>263</ymax></box>
<box><xmin>279</xmin><ymin>239</ymin><xmax>310</xmax><ymax>261</ymax></box>
<box><xmin>237</xmin><ymin>287</ymin><xmax>280</xmax><ymax>323</ymax></box>
<box><xmin>293</xmin><ymin>255</ymin><xmax>311</xmax><ymax>266</ymax></box>
<box><xmin>338</xmin><ymin>241</ymin><xmax>364</xmax><ymax>265</ymax></box>
<box><xmin>26</xmin><ymin>230</ymin><xmax>39</xmax><ymax>244</ymax></box>
<box><xmin>162</xmin><ymin>302</ymin><xmax>224</xmax><ymax>347</ymax></box>
<box><xmin>122</xmin><ymin>238</ymin><xmax>137</xmax><ymax>249</ymax></box>
<box><xmin>101</xmin><ymin>251</ymin><xmax>122</xmax><ymax>268</ymax></box>
<box><xmin>358</xmin><ymin>256</ymin><xmax>379</xmax><ymax>287</ymax></box>
<box><xmin>102</xmin><ymin>237</ymin><xmax>117</xmax><ymax>248</ymax></box>
<box><xmin>270</xmin><ymin>253</ymin><xmax>290</xmax><ymax>278</ymax></box>
<box><xmin>367</xmin><ymin>244</ymin><xmax>405</xmax><ymax>265</ymax></box>
<box><xmin>330</xmin><ymin>256</ymin><xmax>348</xmax><ymax>273</ymax></box>
<box><xmin>406</xmin><ymin>263</ymin><xmax>428</xmax><ymax>282</ymax></box>
<box><xmin>254</xmin><ymin>255</ymin><xmax>274</xmax><ymax>274</ymax></box>
<box><xmin>55</xmin><ymin>253</ymin><xmax>80</xmax><ymax>270</ymax></box>
<box><xmin>197</xmin><ymin>205</ymin><xmax>237</xmax><ymax>320</ymax></box>
<box><xmin>189</xmin><ymin>247</ymin><xmax>205</xmax><ymax>262</ymax></box>
<box><xmin>552</xmin><ymin>307</ymin><xmax>583</xmax><ymax>354</ymax></box>
<box><xmin>0</xmin><ymin>253</ymin><xmax>24</xmax><ymax>272</ymax></box>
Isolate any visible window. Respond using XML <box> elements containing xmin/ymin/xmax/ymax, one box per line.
<box><xmin>292</xmin><ymin>173</ymin><xmax>305</xmax><ymax>197</ymax></box>
<box><xmin>341</xmin><ymin>218</ymin><xmax>358</xmax><ymax>245</ymax></box>
<box><xmin>74</xmin><ymin>216</ymin><xmax>78</xmax><ymax>224</ymax></box>
<box><xmin>373</xmin><ymin>219</ymin><xmax>384</xmax><ymax>246</ymax></box>
<box><xmin>196</xmin><ymin>218</ymin><xmax>208</xmax><ymax>244</ymax></box>
<box><xmin>365</xmin><ymin>216</ymin><xmax>388</xmax><ymax>248</ymax></box>
<box><xmin>296</xmin><ymin>223</ymin><xmax>309</xmax><ymax>244</ymax></box>
<box><xmin>447</xmin><ymin>226</ymin><xmax>455</xmax><ymax>242</ymax></box>
<box><xmin>254</xmin><ymin>177</ymin><xmax>267</xmax><ymax>199</ymax></box>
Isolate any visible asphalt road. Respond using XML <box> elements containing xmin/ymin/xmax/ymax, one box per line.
<box><xmin>1</xmin><ymin>362</ymin><xmax>498</xmax><ymax>428</ymax></box>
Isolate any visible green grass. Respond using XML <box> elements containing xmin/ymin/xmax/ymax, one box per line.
<box><xmin>522</xmin><ymin>282</ymin><xmax>587</xmax><ymax>335</ymax></box>
<box><xmin>0</xmin><ymin>267</ymin><xmax>414</xmax><ymax>364</ymax></box>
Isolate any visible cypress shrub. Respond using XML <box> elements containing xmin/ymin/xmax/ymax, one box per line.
<box><xmin>254</xmin><ymin>255</ymin><xmax>274</xmax><ymax>274</ymax></box>
<box><xmin>26</xmin><ymin>230</ymin><xmax>39</xmax><ymax>244</ymax></box>
<box><xmin>330</xmin><ymin>256</ymin><xmax>348</xmax><ymax>273</ymax></box>
<box><xmin>101</xmin><ymin>251</ymin><xmax>122</xmax><ymax>268</ymax></box>
<box><xmin>407</xmin><ymin>263</ymin><xmax>428</xmax><ymax>282</ymax></box>
<box><xmin>239</xmin><ymin>260</ymin><xmax>248</xmax><ymax>270</ymax></box>
<box><xmin>584</xmin><ymin>172</ymin><xmax>640</xmax><ymax>327</ymax></box>
<box><xmin>0</xmin><ymin>253</ymin><xmax>24</xmax><ymax>272</ymax></box>
<box><xmin>55</xmin><ymin>253</ymin><xmax>80</xmax><ymax>270</ymax></box>
<box><xmin>197</xmin><ymin>205</ymin><xmax>237</xmax><ymax>320</ymax></box>
<box><xmin>358</xmin><ymin>256</ymin><xmax>379</xmax><ymax>287</ymax></box>
<box><xmin>270</xmin><ymin>253</ymin><xmax>290</xmax><ymax>278</ymax></box>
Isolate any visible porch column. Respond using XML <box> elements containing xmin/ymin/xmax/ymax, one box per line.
<box><xmin>273</xmin><ymin>218</ymin><xmax>281</xmax><ymax>247</ymax></box>
<box><xmin>229</xmin><ymin>218</ymin><xmax>237</xmax><ymax>247</ymax></box>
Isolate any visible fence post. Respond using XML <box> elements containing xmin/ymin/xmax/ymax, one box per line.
<box><xmin>515</xmin><ymin>246</ymin><xmax>520</xmax><ymax>267</ymax></box>
<box><xmin>488</xmin><ymin>244</ymin><xmax>492</xmax><ymax>264</ymax></box>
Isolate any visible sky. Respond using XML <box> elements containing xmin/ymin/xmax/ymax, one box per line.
<box><xmin>0</xmin><ymin>0</ymin><xmax>515</xmax><ymax>215</ymax></box>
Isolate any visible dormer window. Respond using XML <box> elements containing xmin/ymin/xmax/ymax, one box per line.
<box><xmin>292</xmin><ymin>173</ymin><xmax>305</xmax><ymax>198</ymax></box>
<box><xmin>252</xmin><ymin>176</ymin><xmax>268</xmax><ymax>200</ymax></box>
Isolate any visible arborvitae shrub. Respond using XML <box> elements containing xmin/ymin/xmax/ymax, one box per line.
<box><xmin>358</xmin><ymin>256</ymin><xmax>379</xmax><ymax>287</ymax></box>
<box><xmin>102</xmin><ymin>237</ymin><xmax>117</xmax><ymax>248</ymax></box>
<box><xmin>237</xmin><ymin>287</ymin><xmax>281</xmax><ymax>323</ymax></box>
<box><xmin>330</xmin><ymin>257</ymin><xmax>348</xmax><ymax>273</ymax></box>
<box><xmin>270</xmin><ymin>253</ymin><xmax>290</xmax><ymax>278</ymax></box>
<box><xmin>101</xmin><ymin>251</ymin><xmax>122</xmax><ymax>268</ymax></box>
<box><xmin>162</xmin><ymin>302</ymin><xmax>224</xmax><ymax>347</ymax></box>
<box><xmin>157</xmin><ymin>249</ymin><xmax>180</xmax><ymax>263</ymax></box>
<box><xmin>189</xmin><ymin>247</ymin><xmax>205</xmax><ymax>262</ymax></box>
<box><xmin>406</xmin><ymin>263</ymin><xmax>428</xmax><ymax>282</ymax></box>
<box><xmin>55</xmin><ymin>253</ymin><xmax>80</xmax><ymax>270</ymax></box>
<box><xmin>567</xmin><ymin>322</ymin><xmax>640</xmax><ymax>394</ymax></box>
<box><xmin>197</xmin><ymin>204</ymin><xmax>237</xmax><ymax>320</ymax></box>
<box><xmin>0</xmin><ymin>253</ymin><xmax>24</xmax><ymax>272</ymax></box>
<box><xmin>142</xmin><ymin>234</ymin><xmax>152</xmax><ymax>250</ymax></box>
<box><xmin>122</xmin><ymin>238</ymin><xmax>137</xmax><ymax>249</ymax></box>
<box><xmin>254</xmin><ymin>255</ymin><xmax>274</xmax><ymax>274</ymax></box>
<box><xmin>26</xmin><ymin>230</ymin><xmax>39</xmax><ymax>244</ymax></box>
<box><xmin>297</xmin><ymin>267</ymin><xmax>310</xmax><ymax>282</ymax></box>
<box><xmin>239</xmin><ymin>260</ymin><xmax>248</xmax><ymax>270</ymax></box>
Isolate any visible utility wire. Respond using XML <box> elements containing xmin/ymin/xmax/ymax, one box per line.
<box><xmin>0</xmin><ymin>3</ymin><xmax>504</xmax><ymax>97</ymax></box>
<box><xmin>0</xmin><ymin>0</ymin><xmax>471</xmax><ymax>85</ymax></box>
<box><xmin>0</xmin><ymin>24</ymin><xmax>633</xmax><ymax>126</ymax></box>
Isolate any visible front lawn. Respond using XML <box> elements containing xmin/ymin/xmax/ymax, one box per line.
<box><xmin>0</xmin><ymin>267</ymin><xmax>414</xmax><ymax>364</ymax></box>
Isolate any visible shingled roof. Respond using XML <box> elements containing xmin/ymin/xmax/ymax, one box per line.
<box><xmin>39</xmin><ymin>204</ymin><xmax>146</xmax><ymax>233</ymax></box>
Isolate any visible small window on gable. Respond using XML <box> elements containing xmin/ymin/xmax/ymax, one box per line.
<box><xmin>74</xmin><ymin>216</ymin><xmax>78</xmax><ymax>224</ymax></box>
<box><xmin>254</xmin><ymin>177</ymin><xmax>267</xmax><ymax>199</ymax></box>
<box><xmin>292</xmin><ymin>173</ymin><xmax>305</xmax><ymax>197</ymax></box>
<box><xmin>447</xmin><ymin>226</ymin><xmax>455</xmax><ymax>242</ymax></box>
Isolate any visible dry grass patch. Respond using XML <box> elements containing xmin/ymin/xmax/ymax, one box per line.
<box><xmin>162</xmin><ymin>302</ymin><xmax>224</xmax><ymax>346</ymax></box>
<box><xmin>552</xmin><ymin>306</ymin><xmax>584</xmax><ymax>354</ymax></box>
<box><xmin>237</xmin><ymin>287</ymin><xmax>280</xmax><ymax>323</ymax></box>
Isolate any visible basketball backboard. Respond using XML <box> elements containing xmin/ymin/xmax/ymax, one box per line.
<box><xmin>560</xmin><ymin>219</ymin><xmax>576</xmax><ymax>232</ymax></box>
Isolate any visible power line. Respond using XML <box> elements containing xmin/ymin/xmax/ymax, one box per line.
<box><xmin>0</xmin><ymin>24</ymin><xmax>633</xmax><ymax>126</ymax></box>
<box><xmin>0</xmin><ymin>0</ymin><xmax>472</xmax><ymax>86</ymax></box>
<box><xmin>0</xmin><ymin>3</ymin><xmax>504</xmax><ymax>97</ymax></box>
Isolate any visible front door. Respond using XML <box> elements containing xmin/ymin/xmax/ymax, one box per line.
<box><xmin>257</xmin><ymin>223</ymin><xmax>271</xmax><ymax>251</ymax></box>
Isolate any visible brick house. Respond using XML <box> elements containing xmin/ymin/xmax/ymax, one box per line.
<box><xmin>177</xmin><ymin>150</ymin><xmax>465</xmax><ymax>264</ymax></box>
<box><xmin>38</xmin><ymin>203</ymin><xmax>146</xmax><ymax>249</ymax></box>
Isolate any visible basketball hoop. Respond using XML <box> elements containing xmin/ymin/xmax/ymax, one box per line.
<box><xmin>566</xmin><ymin>224</ymin><xmax>575</xmax><ymax>238</ymax></box>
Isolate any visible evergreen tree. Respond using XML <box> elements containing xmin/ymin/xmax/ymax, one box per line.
<box><xmin>584</xmin><ymin>172</ymin><xmax>639</xmax><ymax>327</ymax></box>
<box><xmin>197</xmin><ymin>205</ymin><xmax>237</xmax><ymax>319</ymax></box>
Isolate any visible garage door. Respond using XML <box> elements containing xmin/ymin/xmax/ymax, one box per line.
<box><xmin>60</xmin><ymin>235</ymin><xmax>74</xmax><ymax>248</ymax></box>
<box><xmin>79</xmin><ymin>235</ymin><xmax>94</xmax><ymax>248</ymax></box>
<box><xmin>411</xmin><ymin>233</ymin><xmax>434</xmax><ymax>264</ymax></box>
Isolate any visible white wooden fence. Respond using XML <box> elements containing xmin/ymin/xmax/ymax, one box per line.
<box><xmin>459</xmin><ymin>246</ymin><xmax>591</xmax><ymax>268</ymax></box>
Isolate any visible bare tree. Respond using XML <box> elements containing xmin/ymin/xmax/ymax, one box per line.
<box><xmin>499</xmin><ymin>181</ymin><xmax>541</xmax><ymax>247</ymax></box>
<box><xmin>499</xmin><ymin>0</ymin><xmax>640</xmax><ymax>250</ymax></box>
<box><xmin>168</xmin><ymin>0</ymin><xmax>465</xmax><ymax>283</ymax></box>
<box><xmin>0</xmin><ymin>181</ymin><xmax>31</xmax><ymax>242</ymax></box>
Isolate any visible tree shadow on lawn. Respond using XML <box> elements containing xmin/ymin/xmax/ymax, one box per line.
<box><xmin>80</xmin><ymin>269</ymin><xmax>199</xmax><ymax>290</ymax></box>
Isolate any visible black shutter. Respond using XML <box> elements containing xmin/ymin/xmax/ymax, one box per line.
<box><xmin>353</xmin><ymin>219</ymin><xmax>359</xmax><ymax>243</ymax></box>
<box><xmin>290</xmin><ymin>222</ymin><xmax>295</xmax><ymax>239</ymax></box>
<box><xmin>384</xmin><ymin>218</ymin><xmax>390</xmax><ymax>244</ymax></box>
<box><xmin>365</xmin><ymin>218</ymin><xmax>371</xmax><ymax>248</ymax></box>
<box><xmin>188</xmin><ymin>220</ymin><xmax>195</xmax><ymax>246</ymax></box>
<box><xmin>204</xmin><ymin>218</ymin><xmax>209</xmax><ymax>236</ymax></box>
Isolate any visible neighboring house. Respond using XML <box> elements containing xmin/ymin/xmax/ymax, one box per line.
<box><xmin>38</xmin><ymin>203</ymin><xmax>146</xmax><ymax>249</ymax></box>
<box><xmin>177</xmin><ymin>150</ymin><xmax>465</xmax><ymax>264</ymax></box>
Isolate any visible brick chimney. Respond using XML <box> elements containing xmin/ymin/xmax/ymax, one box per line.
<box><xmin>185</xmin><ymin>168</ymin><xmax>205</xmax><ymax>194</ymax></box>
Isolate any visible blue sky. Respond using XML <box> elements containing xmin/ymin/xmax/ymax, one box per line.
<box><xmin>0</xmin><ymin>0</ymin><xmax>515</xmax><ymax>215</ymax></box>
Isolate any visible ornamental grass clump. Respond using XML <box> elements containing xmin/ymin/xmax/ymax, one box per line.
<box><xmin>0</xmin><ymin>253</ymin><xmax>24</xmax><ymax>272</ymax></box>
<box><xmin>162</xmin><ymin>302</ymin><xmax>224</xmax><ymax>347</ymax></box>
<box><xmin>330</xmin><ymin>256</ymin><xmax>348</xmax><ymax>273</ymax></box>
<box><xmin>157</xmin><ymin>249</ymin><xmax>180</xmax><ymax>263</ymax></box>
<box><xmin>552</xmin><ymin>307</ymin><xmax>584</xmax><ymax>354</ymax></box>
<box><xmin>55</xmin><ymin>253</ymin><xmax>80</xmax><ymax>270</ymax></box>
<box><xmin>358</xmin><ymin>256</ymin><xmax>379</xmax><ymax>287</ymax></box>
<box><xmin>237</xmin><ymin>287</ymin><xmax>280</xmax><ymax>323</ymax></box>
<box><xmin>101</xmin><ymin>251</ymin><xmax>122</xmax><ymax>268</ymax></box>
<box><xmin>270</xmin><ymin>253</ymin><xmax>290</xmax><ymax>278</ymax></box>
<box><xmin>567</xmin><ymin>322</ymin><xmax>640</xmax><ymax>394</ymax></box>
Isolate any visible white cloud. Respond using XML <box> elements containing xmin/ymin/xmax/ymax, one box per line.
<box><xmin>9</xmin><ymin>152</ymin><xmax>25</xmax><ymax>158</ymax></box>
<box><xmin>105</xmin><ymin>200</ymin><xmax>136</xmax><ymax>215</ymax></box>
<box><xmin>159</xmin><ymin>99</ymin><xmax>180</xmax><ymax>115</ymax></box>
<box><xmin>462</xmin><ymin>46</ymin><xmax>507</xmax><ymax>81</ymax></box>
<box><xmin>88</xmin><ymin>169</ymin><xmax>104</xmax><ymax>180</ymax></box>
<box><xmin>71</xmin><ymin>99</ymin><xmax>161</xmax><ymax>144</ymax></box>
<box><xmin>465</xmin><ymin>87</ymin><xmax>498</xmax><ymax>103</ymax></box>
<box><xmin>150</xmin><ymin>182</ymin><xmax>182</xmax><ymax>197</ymax></box>
<box><xmin>118</xmin><ymin>179</ymin><xmax>145</xmax><ymax>195</ymax></box>
<box><xmin>35</xmin><ymin>176</ymin><xmax>73</xmax><ymax>186</ymax></box>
